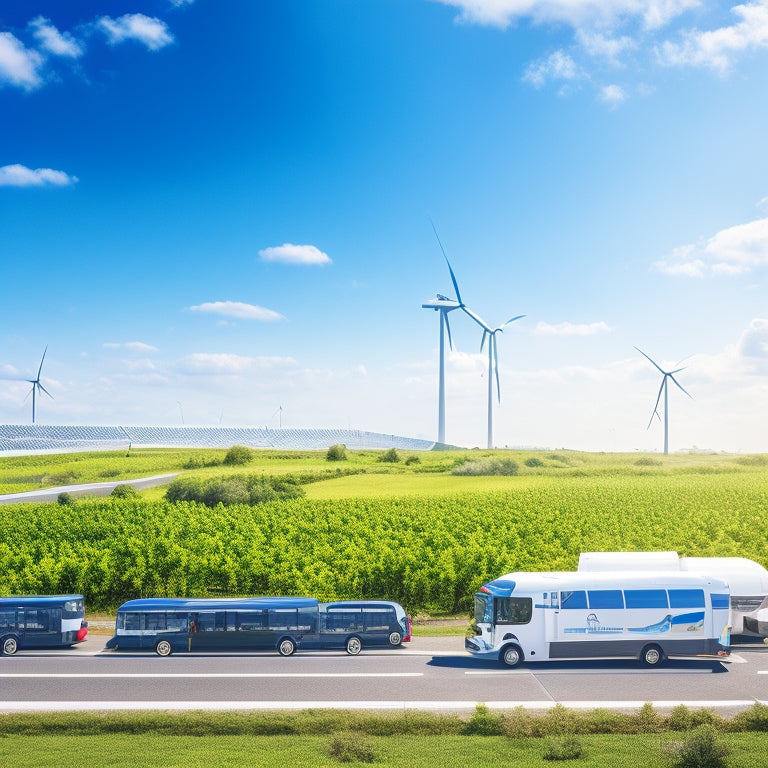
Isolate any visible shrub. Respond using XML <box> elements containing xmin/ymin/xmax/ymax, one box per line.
<box><xmin>635</xmin><ymin>457</ymin><xmax>662</xmax><ymax>467</ymax></box>
<box><xmin>165</xmin><ymin>473</ymin><xmax>304</xmax><ymax>508</ymax></box>
<box><xmin>524</xmin><ymin>457</ymin><xmax>544</xmax><ymax>468</ymax></box>
<box><xmin>731</xmin><ymin>701</ymin><xmax>768</xmax><ymax>731</ymax></box>
<box><xmin>377</xmin><ymin>448</ymin><xmax>400</xmax><ymax>463</ymax></box>
<box><xmin>326</xmin><ymin>444</ymin><xmax>347</xmax><ymax>461</ymax></box>
<box><xmin>463</xmin><ymin>704</ymin><xmax>503</xmax><ymax>736</ymax></box>
<box><xmin>664</xmin><ymin>725</ymin><xmax>730</xmax><ymax>768</ymax></box>
<box><xmin>110</xmin><ymin>484</ymin><xmax>138</xmax><ymax>499</ymax></box>
<box><xmin>452</xmin><ymin>458</ymin><xmax>519</xmax><ymax>476</ymax></box>
<box><xmin>202</xmin><ymin>477</ymin><xmax>251</xmax><ymax>507</ymax></box>
<box><xmin>328</xmin><ymin>732</ymin><xmax>377</xmax><ymax>763</ymax></box>
<box><xmin>223</xmin><ymin>445</ymin><xmax>254</xmax><ymax>466</ymax></box>
<box><xmin>165</xmin><ymin>477</ymin><xmax>205</xmax><ymax>503</ymax></box>
<box><xmin>543</xmin><ymin>736</ymin><xmax>584</xmax><ymax>761</ymax></box>
<box><xmin>56</xmin><ymin>492</ymin><xmax>74</xmax><ymax>506</ymax></box>
<box><xmin>404</xmin><ymin>455</ymin><xmax>421</xmax><ymax>465</ymax></box>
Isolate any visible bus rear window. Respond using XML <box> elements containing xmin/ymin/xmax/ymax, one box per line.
<box><xmin>494</xmin><ymin>597</ymin><xmax>532</xmax><ymax>625</ymax></box>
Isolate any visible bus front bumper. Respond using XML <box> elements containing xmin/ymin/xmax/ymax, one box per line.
<box><xmin>465</xmin><ymin>636</ymin><xmax>497</xmax><ymax>659</ymax></box>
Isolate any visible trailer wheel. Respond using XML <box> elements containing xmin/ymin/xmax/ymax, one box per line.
<box><xmin>501</xmin><ymin>643</ymin><xmax>524</xmax><ymax>668</ymax></box>
<box><xmin>640</xmin><ymin>644</ymin><xmax>664</xmax><ymax>667</ymax></box>
<box><xmin>2</xmin><ymin>635</ymin><xmax>19</xmax><ymax>656</ymax></box>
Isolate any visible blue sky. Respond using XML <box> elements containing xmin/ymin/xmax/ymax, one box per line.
<box><xmin>1</xmin><ymin>0</ymin><xmax>767</xmax><ymax>452</ymax></box>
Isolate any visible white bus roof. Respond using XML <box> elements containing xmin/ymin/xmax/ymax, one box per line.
<box><xmin>484</xmin><ymin>570</ymin><xmax>728</xmax><ymax>596</ymax></box>
<box><xmin>579</xmin><ymin>552</ymin><xmax>768</xmax><ymax>596</ymax></box>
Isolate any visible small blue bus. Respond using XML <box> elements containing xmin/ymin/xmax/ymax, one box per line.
<box><xmin>1</xmin><ymin>595</ymin><xmax>88</xmax><ymax>655</ymax></box>
<box><xmin>105</xmin><ymin>596</ymin><xmax>411</xmax><ymax>656</ymax></box>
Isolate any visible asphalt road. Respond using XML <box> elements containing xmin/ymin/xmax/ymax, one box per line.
<box><xmin>0</xmin><ymin>474</ymin><xmax>178</xmax><ymax>504</ymax></box>
<box><xmin>1</xmin><ymin>635</ymin><xmax>766</xmax><ymax>714</ymax></box>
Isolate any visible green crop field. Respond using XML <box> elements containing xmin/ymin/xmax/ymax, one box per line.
<box><xmin>1</xmin><ymin>448</ymin><xmax>766</xmax><ymax>615</ymax></box>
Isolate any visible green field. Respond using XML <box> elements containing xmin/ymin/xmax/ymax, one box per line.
<box><xmin>1</xmin><ymin>448</ymin><xmax>766</xmax><ymax>615</ymax></box>
<box><xmin>3</xmin><ymin>732</ymin><xmax>768</xmax><ymax>768</ymax></box>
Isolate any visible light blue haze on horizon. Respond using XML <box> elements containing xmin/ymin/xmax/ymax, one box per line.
<box><xmin>1</xmin><ymin>0</ymin><xmax>767</xmax><ymax>452</ymax></box>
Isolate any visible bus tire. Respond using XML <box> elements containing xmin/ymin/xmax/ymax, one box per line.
<box><xmin>346</xmin><ymin>636</ymin><xmax>362</xmax><ymax>655</ymax></box>
<box><xmin>155</xmin><ymin>639</ymin><xmax>173</xmax><ymax>657</ymax></box>
<box><xmin>2</xmin><ymin>635</ymin><xmax>19</xmax><ymax>656</ymax></box>
<box><xmin>388</xmin><ymin>631</ymin><xmax>402</xmax><ymax>646</ymax></box>
<box><xmin>640</xmin><ymin>644</ymin><xmax>664</xmax><ymax>667</ymax></box>
<box><xmin>500</xmin><ymin>643</ymin><xmax>524</xmax><ymax>668</ymax></box>
<box><xmin>278</xmin><ymin>638</ymin><xmax>296</xmax><ymax>657</ymax></box>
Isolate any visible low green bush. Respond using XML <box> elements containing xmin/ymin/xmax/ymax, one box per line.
<box><xmin>664</xmin><ymin>724</ymin><xmax>730</xmax><ymax>768</ymax></box>
<box><xmin>543</xmin><ymin>736</ymin><xmax>584</xmax><ymax>761</ymax></box>
<box><xmin>223</xmin><ymin>445</ymin><xmax>254</xmax><ymax>466</ymax></box>
<box><xmin>452</xmin><ymin>458</ymin><xmax>519</xmax><ymax>476</ymax></box>
<box><xmin>326</xmin><ymin>444</ymin><xmax>347</xmax><ymax>461</ymax></box>
<box><xmin>377</xmin><ymin>448</ymin><xmax>400</xmax><ymax>463</ymax></box>
<box><xmin>110</xmin><ymin>484</ymin><xmax>138</xmax><ymax>499</ymax></box>
<box><xmin>56</xmin><ymin>492</ymin><xmax>74</xmax><ymax>506</ymax></box>
<box><xmin>328</xmin><ymin>732</ymin><xmax>377</xmax><ymax>763</ymax></box>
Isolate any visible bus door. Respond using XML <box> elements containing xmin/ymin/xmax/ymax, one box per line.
<box><xmin>189</xmin><ymin>611</ymin><xmax>227</xmax><ymax>651</ymax></box>
<box><xmin>18</xmin><ymin>607</ymin><xmax>60</xmax><ymax>648</ymax></box>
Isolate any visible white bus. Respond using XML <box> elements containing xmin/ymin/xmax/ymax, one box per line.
<box><xmin>465</xmin><ymin>570</ymin><xmax>731</xmax><ymax>667</ymax></box>
<box><xmin>578</xmin><ymin>552</ymin><xmax>768</xmax><ymax>637</ymax></box>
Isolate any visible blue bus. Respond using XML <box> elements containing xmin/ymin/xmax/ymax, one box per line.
<box><xmin>1</xmin><ymin>595</ymin><xmax>88</xmax><ymax>655</ymax></box>
<box><xmin>105</xmin><ymin>597</ymin><xmax>411</xmax><ymax>656</ymax></box>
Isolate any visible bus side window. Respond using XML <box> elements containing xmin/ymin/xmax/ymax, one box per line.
<box><xmin>0</xmin><ymin>609</ymin><xmax>15</xmax><ymax>631</ymax></box>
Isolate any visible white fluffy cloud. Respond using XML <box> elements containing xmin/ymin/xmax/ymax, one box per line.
<box><xmin>536</xmin><ymin>321</ymin><xmax>611</xmax><ymax>336</ymax></box>
<box><xmin>0</xmin><ymin>32</ymin><xmax>43</xmax><ymax>90</ymax></box>
<box><xmin>522</xmin><ymin>50</ymin><xmax>580</xmax><ymax>88</ymax></box>
<box><xmin>189</xmin><ymin>301</ymin><xmax>285</xmax><ymax>321</ymax></box>
<box><xmin>177</xmin><ymin>353</ymin><xmax>297</xmax><ymax>375</ymax></box>
<box><xmin>658</xmin><ymin>1</ymin><xmax>768</xmax><ymax>71</ymax></box>
<box><xmin>103</xmin><ymin>341</ymin><xmax>159</xmax><ymax>352</ymax></box>
<box><xmin>654</xmin><ymin>216</ymin><xmax>768</xmax><ymax>277</ymax></box>
<box><xmin>97</xmin><ymin>14</ymin><xmax>174</xmax><ymax>51</ymax></box>
<box><xmin>258</xmin><ymin>243</ymin><xmax>332</xmax><ymax>265</ymax></box>
<box><xmin>598</xmin><ymin>83</ymin><xmax>626</xmax><ymax>106</ymax></box>
<box><xmin>0</xmin><ymin>164</ymin><xmax>78</xmax><ymax>187</ymax></box>
<box><xmin>435</xmin><ymin>0</ymin><xmax>699</xmax><ymax>30</ymax></box>
<box><xmin>29</xmin><ymin>17</ymin><xmax>83</xmax><ymax>58</ymax></box>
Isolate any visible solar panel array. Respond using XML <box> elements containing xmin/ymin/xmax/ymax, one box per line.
<box><xmin>0</xmin><ymin>424</ymin><xmax>435</xmax><ymax>454</ymax></box>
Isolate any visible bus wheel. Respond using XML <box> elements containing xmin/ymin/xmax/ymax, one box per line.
<box><xmin>501</xmin><ymin>644</ymin><xmax>523</xmax><ymax>668</ymax></box>
<box><xmin>155</xmin><ymin>639</ymin><xmax>173</xmax><ymax>657</ymax></box>
<box><xmin>640</xmin><ymin>644</ymin><xmax>664</xmax><ymax>667</ymax></box>
<box><xmin>2</xmin><ymin>635</ymin><xmax>19</xmax><ymax>655</ymax></box>
<box><xmin>278</xmin><ymin>638</ymin><xmax>296</xmax><ymax>657</ymax></box>
<box><xmin>388</xmin><ymin>631</ymin><xmax>402</xmax><ymax>647</ymax></box>
<box><xmin>346</xmin><ymin>636</ymin><xmax>362</xmax><ymax>655</ymax></box>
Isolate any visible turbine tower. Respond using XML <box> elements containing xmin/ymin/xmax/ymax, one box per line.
<box><xmin>635</xmin><ymin>346</ymin><xmax>693</xmax><ymax>455</ymax></box>
<box><xmin>26</xmin><ymin>346</ymin><xmax>54</xmax><ymax>424</ymax></box>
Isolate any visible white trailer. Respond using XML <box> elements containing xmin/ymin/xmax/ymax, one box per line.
<box><xmin>578</xmin><ymin>552</ymin><xmax>768</xmax><ymax>636</ymax></box>
<box><xmin>465</xmin><ymin>570</ymin><xmax>731</xmax><ymax>667</ymax></box>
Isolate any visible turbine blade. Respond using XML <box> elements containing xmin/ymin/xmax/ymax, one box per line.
<box><xmin>38</xmin><ymin>383</ymin><xmax>54</xmax><ymax>400</ymax></box>
<box><xmin>493</xmin><ymin>335</ymin><xmax>501</xmax><ymax>403</ymax></box>
<box><xmin>480</xmin><ymin>330</ymin><xmax>487</xmax><ymax>352</ymax></box>
<box><xmin>647</xmin><ymin>378</ymin><xmax>666</xmax><ymax>429</ymax></box>
<box><xmin>634</xmin><ymin>346</ymin><xmax>667</xmax><ymax>376</ymax></box>
<box><xmin>669</xmin><ymin>374</ymin><xmax>693</xmax><ymax>399</ymax></box>
<box><xmin>462</xmin><ymin>306</ymin><xmax>490</xmax><ymax>330</ymax></box>
<box><xmin>502</xmin><ymin>314</ymin><xmax>526</xmax><ymax>328</ymax></box>
<box><xmin>37</xmin><ymin>345</ymin><xmax>48</xmax><ymax>380</ymax></box>
<box><xmin>430</xmin><ymin>220</ymin><xmax>463</xmax><ymax>305</ymax></box>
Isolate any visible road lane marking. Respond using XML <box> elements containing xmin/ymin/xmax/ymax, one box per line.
<box><xmin>0</xmin><ymin>672</ymin><xmax>423</xmax><ymax>679</ymax></box>
<box><xmin>0</xmin><ymin>699</ymin><xmax>764</xmax><ymax>713</ymax></box>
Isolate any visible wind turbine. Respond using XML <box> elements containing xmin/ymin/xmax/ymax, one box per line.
<box><xmin>476</xmin><ymin>315</ymin><xmax>525</xmax><ymax>449</ymax></box>
<box><xmin>25</xmin><ymin>346</ymin><xmax>54</xmax><ymax>424</ymax></box>
<box><xmin>635</xmin><ymin>347</ymin><xmax>693</xmax><ymax>455</ymax></box>
<box><xmin>421</xmin><ymin>223</ymin><xmax>479</xmax><ymax>445</ymax></box>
